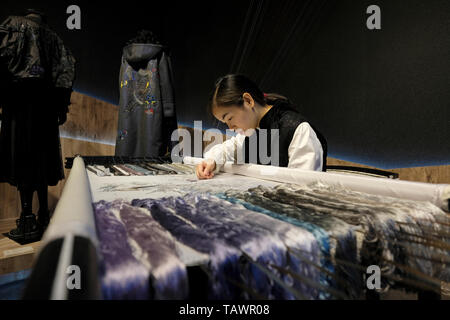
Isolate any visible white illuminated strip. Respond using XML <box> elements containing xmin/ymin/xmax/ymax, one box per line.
<box><xmin>50</xmin><ymin>233</ymin><xmax>74</xmax><ymax>300</ymax></box>
<box><xmin>59</xmin><ymin>132</ymin><xmax>116</xmax><ymax>146</ymax></box>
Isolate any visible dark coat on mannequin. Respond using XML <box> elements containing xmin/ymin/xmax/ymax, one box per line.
<box><xmin>115</xmin><ymin>42</ymin><xmax>178</xmax><ymax>158</ymax></box>
<box><xmin>0</xmin><ymin>13</ymin><xmax>76</xmax><ymax>189</ymax></box>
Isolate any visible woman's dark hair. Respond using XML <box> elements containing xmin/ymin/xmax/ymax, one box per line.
<box><xmin>207</xmin><ymin>74</ymin><xmax>289</xmax><ymax>114</ymax></box>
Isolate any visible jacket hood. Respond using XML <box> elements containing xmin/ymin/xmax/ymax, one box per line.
<box><xmin>122</xmin><ymin>44</ymin><xmax>164</xmax><ymax>63</ymax></box>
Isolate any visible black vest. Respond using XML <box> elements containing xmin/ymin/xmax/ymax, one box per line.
<box><xmin>244</xmin><ymin>100</ymin><xmax>327</xmax><ymax>171</ymax></box>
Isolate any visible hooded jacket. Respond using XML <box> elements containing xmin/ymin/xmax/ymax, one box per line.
<box><xmin>115</xmin><ymin>43</ymin><xmax>178</xmax><ymax>158</ymax></box>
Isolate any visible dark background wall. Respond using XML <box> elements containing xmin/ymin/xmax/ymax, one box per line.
<box><xmin>1</xmin><ymin>0</ymin><xmax>449</xmax><ymax>169</ymax></box>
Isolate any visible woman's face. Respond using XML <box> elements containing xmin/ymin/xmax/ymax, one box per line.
<box><xmin>212</xmin><ymin>93</ymin><xmax>259</xmax><ymax>133</ymax></box>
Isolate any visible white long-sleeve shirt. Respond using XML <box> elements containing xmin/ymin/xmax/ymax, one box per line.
<box><xmin>204</xmin><ymin>122</ymin><xmax>324</xmax><ymax>173</ymax></box>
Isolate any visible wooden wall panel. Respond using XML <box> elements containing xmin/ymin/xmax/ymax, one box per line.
<box><xmin>391</xmin><ymin>166</ymin><xmax>450</xmax><ymax>184</ymax></box>
<box><xmin>0</xmin><ymin>91</ymin><xmax>117</xmax><ymax>221</ymax></box>
<box><xmin>60</xmin><ymin>91</ymin><xmax>119</xmax><ymax>143</ymax></box>
<box><xmin>327</xmin><ymin>158</ymin><xmax>450</xmax><ymax>184</ymax></box>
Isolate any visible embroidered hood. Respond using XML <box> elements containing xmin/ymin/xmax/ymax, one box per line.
<box><xmin>122</xmin><ymin>44</ymin><xmax>164</xmax><ymax>64</ymax></box>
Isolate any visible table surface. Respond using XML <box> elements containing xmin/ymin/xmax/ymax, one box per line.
<box><xmin>87</xmin><ymin>171</ymin><xmax>281</xmax><ymax>203</ymax></box>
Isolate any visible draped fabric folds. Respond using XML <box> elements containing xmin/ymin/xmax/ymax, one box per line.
<box><xmin>133</xmin><ymin>194</ymin><xmax>322</xmax><ymax>299</ymax></box>
<box><xmin>227</xmin><ymin>183</ymin><xmax>450</xmax><ymax>294</ymax></box>
<box><xmin>91</xmin><ymin>181</ymin><xmax>450</xmax><ymax>300</ymax></box>
<box><xmin>93</xmin><ymin>200</ymin><xmax>188</xmax><ymax>300</ymax></box>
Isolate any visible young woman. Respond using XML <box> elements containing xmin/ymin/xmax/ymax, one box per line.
<box><xmin>196</xmin><ymin>74</ymin><xmax>327</xmax><ymax>179</ymax></box>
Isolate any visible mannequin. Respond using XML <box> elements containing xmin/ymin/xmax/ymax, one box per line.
<box><xmin>0</xmin><ymin>9</ymin><xmax>75</xmax><ymax>243</ymax></box>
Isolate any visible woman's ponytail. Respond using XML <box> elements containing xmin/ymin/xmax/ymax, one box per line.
<box><xmin>263</xmin><ymin>93</ymin><xmax>290</xmax><ymax>105</ymax></box>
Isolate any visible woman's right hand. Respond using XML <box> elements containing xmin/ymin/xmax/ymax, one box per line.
<box><xmin>196</xmin><ymin>159</ymin><xmax>216</xmax><ymax>179</ymax></box>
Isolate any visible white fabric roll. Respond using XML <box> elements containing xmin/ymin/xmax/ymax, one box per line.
<box><xmin>40</xmin><ymin>156</ymin><xmax>99</xmax><ymax>251</ymax></box>
<box><xmin>184</xmin><ymin>156</ymin><xmax>449</xmax><ymax>212</ymax></box>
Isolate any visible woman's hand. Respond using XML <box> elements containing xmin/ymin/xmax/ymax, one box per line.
<box><xmin>196</xmin><ymin>159</ymin><xmax>216</xmax><ymax>179</ymax></box>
